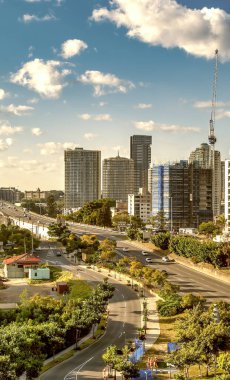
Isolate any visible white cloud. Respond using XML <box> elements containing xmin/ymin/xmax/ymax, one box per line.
<box><xmin>99</xmin><ymin>101</ymin><xmax>107</xmax><ymax>107</ymax></box>
<box><xmin>25</xmin><ymin>0</ymin><xmax>64</xmax><ymax>5</ymax></box>
<box><xmin>10</xmin><ymin>59</ymin><xmax>71</xmax><ymax>99</ymax></box>
<box><xmin>20</xmin><ymin>13</ymin><xmax>56</xmax><ymax>23</ymax></box>
<box><xmin>84</xmin><ymin>133</ymin><xmax>97</xmax><ymax>140</ymax></box>
<box><xmin>94</xmin><ymin>114</ymin><xmax>112</xmax><ymax>121</ymax></box>
<box><xmin>92</xmin><ymin>0</ymin><xmax>230</xmax><ymax>62</ymax></box>
<box><xmin>194</xmin><ymin>100</ymin><xmax>230</xmax><ymax>108</ymax></box>
<box><xmin>135</xmin><ymin>103</ymin><xmax>152</xmax><ymax>109</ymax></box>
<box><xmin>32</xmin><ymin>128</ymin><xmax>42</xmax><ymax>136</ymax></box>
<box><xmin>134</xmin><ymin>120</ymin><xmax>200</xmax><ymax>133</ymax></box>
<box><xmin>0</xmin><ymin>89</ymin><xmax>6</xmax><ymax>100</ymax></box>
<box><xmin>79</xmin><ymin>113</ymin><xmax>91</xmax><ymax>120</ymax></box>
<box><xmin>38</xmin><ymin>141</ymin><xmax>77</xmax><ymax>155</ymax></box>
<box><xmin>78</xmin><ymin>70</ymin><xmax>134</xmax><ymax>96</ymax></box>
<box><xmin>60</xmin><ymin>39</ymin><xmax>88</xmax><ymax>59</ymax></box>
<box><xmin>79</xmin><ymin>113</ymin><xmax>112</xmax><ymax>121</ymax></box>
<box><xmin>0</xmin><ymin>104</ymin><xmax>34</xmax><ymax>116</ymax></box>
<box><xmin>0</xmin><ymin>121</ymin><xmax>23</xmax><ymax>135</ymax></box>
<box><xmin>0</xmin><ymin>138</ymin><xmax>13</xmax><ymax>151</ymax></box>
<box><xmin>27</xmin><ymin>97</ymin><xmax>39</xmax><ymax>104</ymax></box>
<box><xmin>216</xmin><ymin>109</ymin><xmax>230</xmax><ymax>120</ymax></box>
<box><xmin>28</xmin><ymin>46</ymin><xmax>34</xmax><ymax>58</ymax></box>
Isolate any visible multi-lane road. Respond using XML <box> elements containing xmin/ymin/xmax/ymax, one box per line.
<box><xmin>37</xmin><ymin>250</ymin><xmax>141</xmax><ymax>380</ymax></box>
<box><xmin>2</xmin><ymin>202</ymin><xmax>230</xmax><ymax>304</ymax></box>
<box><xmin>2</xmin><ymin>203</ymin><xmax>230</xmax><ymax>378</ymax></box>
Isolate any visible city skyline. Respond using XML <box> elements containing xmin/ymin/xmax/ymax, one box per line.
<box><xmin>1</xmin><ymin>0</ymin><xmax>230</xmax><ymax>190</ymax></box>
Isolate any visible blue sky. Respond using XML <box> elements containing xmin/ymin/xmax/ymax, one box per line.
<box><xmin>0</xmin><ymin>0</ymin><xmax>230</xmax><ymax>190</ymax></box>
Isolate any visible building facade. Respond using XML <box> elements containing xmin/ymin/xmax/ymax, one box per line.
<box><xmin>224</xmin><ymin>159</ymin><xmax>230</xmax><ymax>232</ymax></box>
<box><xmin>189</xmin><ymin>143</ymin><xmax>221</xmax><ymax>217</ymax></box>
<box><xmin>24</xmin><ymin>188</ymin><xmax>49</xmax><ymax>201</ymax></box>
<box><xmin>102</xmin><ymin>155</ymin><xmax>134</xmax><ymax>202</ymax></box>
<box><xmin>128</xmin><ymin>188</ymin><xmax>152</xmax><ymax>223</ymax></box>
<box><xmin>130</xmin><ymin>135</ymin><xmax>152</xmax><ymax>194</ymax></box>
<box><xmin>0</xmin><ymin>187</ymin><xmax>23</xmax><ymax>203</ymax></box>
<box><xmin>150</xmin><ymin>161</ymin><xmax>212</xmax><ymax>230</ymax></box>
<box><xmin>64</xmin><ymin>147</ymin><xmax>101</xmax><ymax>211</ymax></box>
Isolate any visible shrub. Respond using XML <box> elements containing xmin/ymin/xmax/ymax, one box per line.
<box><xmin>151</xmin><ymin>232</ymin><xmax>171</xmax><ymax>250</ymax></box>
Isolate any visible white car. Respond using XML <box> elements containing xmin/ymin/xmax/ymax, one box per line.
<box><xmin>145</xmin><ymin>257</ymin><xmax>154</xmax><ymax>263</ymax></box>
<box><xmin>122</xmin><ymin>247</ymin><xmax>129</xmax><ymax>252</ymax></box>
<box><xmin>142</xmin><ymin>251</ymin><xmax>149</xmax><ymax>256</ymax></box>
<box><xmin>162</xmin><ymin>256</ymin><xmax>170</xmax><ymax>262</ymax></box>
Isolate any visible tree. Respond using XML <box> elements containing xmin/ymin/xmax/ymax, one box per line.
<box><xmin>0</xmin><ymin>355</ymin><xmax>16</xmax><ymax>380</ymax></box>
<box><xmin>96</xmin><ymin>203</ymin><xmax>112</xmax><ymax>227</ymax></box>
<box><xmin>149</xmin><ymin>210</ymin><xmax>167</xmax><ymax>230</ymax></box>
<box><xmin>217</xmin><ymin>352</ymin><xmax>230</xmax><ymax>375</ymax></box>
<box><xmin>112</xmin><ymin>212</ymin><xmax>130</xmax><ymax>230</ymax></box>
<box><xmin>46</xmin><ymin>195</ymin><xmax>58</xmax><ymax>217</ymax></box>
<box><xmin>99</xmin><ymin>239</ymin><xmax>116</xmax><ymax>262</ymax></box>
<box><xmin>167</xmin><ymin>342</ymin><xmax>201</xmax><ymax>378</ymax></box>
<box><xmin>151</xmin><ymin>231</ymin><xmax>170</xmax><ymax>250</ymax></box>
<box><xmin>198</xmin><ymin>221</ymin><xmax>221</xmax><ymax>237</ymax></box>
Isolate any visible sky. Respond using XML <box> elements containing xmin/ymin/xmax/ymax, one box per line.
<box><xmin>1</xmin><ymin>0</ymin><xmax>230</xmax><ymax>190</ymax></box>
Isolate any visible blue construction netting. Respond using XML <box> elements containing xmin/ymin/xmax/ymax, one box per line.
<box><xmin>167</xmin><ymin>342</ymin><xmax>180</xmax><ymax>353</ymax></box>
<box><xmin>129</xmin><ymin>339</ymin><xmax>145</xmax><ymax>363</ymax></box>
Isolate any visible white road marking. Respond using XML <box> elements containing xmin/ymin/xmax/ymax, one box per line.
<box><xmin>64</xmin><ymin>357</ymin><xmax>94</xmax><ymax>380</ymax></box>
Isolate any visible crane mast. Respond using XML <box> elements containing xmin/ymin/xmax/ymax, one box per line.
<box><xmin>209</xmin><ymin>49</ymin><xmax>219</xmax><ymax>218</ymax></box>
<box><xmin>208</xmin><ymin>49</ymin><xmax>218</xmax><ymax>147</ymax></box>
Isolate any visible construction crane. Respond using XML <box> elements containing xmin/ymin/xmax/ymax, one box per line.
<box><xmin>208</xmin><ymin>49</ymin><xmax>219</xmax><ymax>218</ymax></box>
<box><xmin>208</xmin><ymin>49</ymin><xmax>218</xmax><ymax>147</ymax></box>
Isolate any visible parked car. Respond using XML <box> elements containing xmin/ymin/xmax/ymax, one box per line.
<box><xmin>145</xmin><ymin>257</ymin><xmax>154</xmax><ymax>263</ymax></box>
<box><xmin>142</xmin><ymin>251</ymin><xmax>149</xmax><ymax>256</ymax></box>
<box><xmin>122</xmin><ymin>247</ymin><xmax>129</xmax><ymax>252</ymax></box>
<box><xmin>162</xmin><ymin>256</ymin><xmax>170</xmax><ymax>262</ymax></box>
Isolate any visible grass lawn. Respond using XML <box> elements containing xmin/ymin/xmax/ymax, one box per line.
<box><xmin>68</xmin><ymin>279</ymin><xmax>93</xmax><ymax>300</ymax></box>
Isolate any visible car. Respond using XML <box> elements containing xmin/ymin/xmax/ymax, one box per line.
<box><xmin>145</xmin><ymin>257</ymin><xmax>154</xmax><ymax>263</ymax></box>
<box><xmin>142</xmin><ymin>251</ymin><xmax>149</xmax><ymax>256</ymax></box>
<box><xmin>56</xmin><ymin>251</ymin><xmax>62</xmax><ymax>256</ymax></box>
<box><xmin>162</xmin><ymin>256</ymin><xmax>170</xmax><ymax>262</ymax></box>
<box><xmin>122</xmin><ymin>247</ymin><xmax>129</xmax><ymax>252</ymax></box>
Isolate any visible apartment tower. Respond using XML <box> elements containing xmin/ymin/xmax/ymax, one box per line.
<box><xmin>189</xmin><ymin>143</ymin><xmax>221</xmax><ymax>217</ymax></box>
<box><xmin>102</xmin><ymin>155</ymin><xmax>134</xmax><ymax>202</ymax></box>
<box><xmin>149</xmin><ymin>161</ymin><xmax>212</xmax><ymax>230</ymax></box>
<box><xmin>64</xmin><ymin>147</ymin><xmax>101</xmax><ymax>211</ymax></box>
<box><xmin>130</xmin><ymin>135</ymin><xmax>152</xmax><ymax>194</ymax></box>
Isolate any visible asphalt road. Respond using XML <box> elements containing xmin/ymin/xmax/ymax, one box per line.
<box><xmin>38</xmin><ymin>251</ymin><xmax>141</xmax><ymax>380</ymax></box>
<box><xmin>2</xmin><ymin>203</ymin><xmax>230</xmax><ymax>303</ymax></box>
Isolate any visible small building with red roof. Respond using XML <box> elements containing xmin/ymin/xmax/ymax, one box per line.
<box><xmin>3</xmin><ymin>253</ymin><xmax>41</xmax><ymax>278</ymax></box>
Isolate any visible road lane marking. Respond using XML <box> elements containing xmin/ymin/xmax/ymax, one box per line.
<box><xmin>64</xmin><ymin>357</ymin><xmax>94</xmax><ymax>380</ymax></box>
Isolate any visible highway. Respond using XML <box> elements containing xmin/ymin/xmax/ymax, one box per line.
<box><xmin>38</xmin><ymin>250</ymin><xmax>141</xmax><ymax>380</ymax></box>
<box><xmin>1</xmin><ymin>202</ymin><xmax>230</xmax><ymax>303</ymax></box>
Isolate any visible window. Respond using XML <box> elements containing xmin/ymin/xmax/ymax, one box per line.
<box><xmin>18</xmin><ymin>264</ymin><xmax>23</xmax><ymax>268</ymax></box>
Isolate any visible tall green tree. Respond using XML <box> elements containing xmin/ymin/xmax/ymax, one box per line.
<box><xmin>46</xmin><ymin>195</ymin><xmax>58</xmax><ymax>217</ymax></box>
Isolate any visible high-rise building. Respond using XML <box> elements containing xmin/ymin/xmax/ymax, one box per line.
<box><xmin>149</xmin><ymin>161</ymin><xmax>212</xmax><ymax>230</ymax></box>
<box><xmin>64</xmin><ymin>147</ymin><xmax>101</xmax><ymax>211</ymax></box>
<box><xmin>130</xmin><ymin>135</ymin><xmax>152</xmax><ymax>193</ymax></box>
<box><xmin>128</xmin><ymin>188</ymin><xmax>152</xmax><ymax>223</ymax></box>
<box><xmin>224</xmin><ymin>160</ymin><xmax>230</xmax><ymax>232</ymax></box>
<box><xmin>189</xmin><ymin>143</ymin><xmax>221</xmax><ymax>217</ymax></box>
<box><xmin>189</xmin><ymin>143</ymin><xmax>211</xmax><ymax>168</ymax></box>
<box><xmin>221</xmin><ymin>161</ymin><xmax>225</xmax><ymax>214</ymax></box>
<box><xmin>102</xmin><ymin>155</ymin><xmax>134</xmax><ymax>202</ymax></box>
